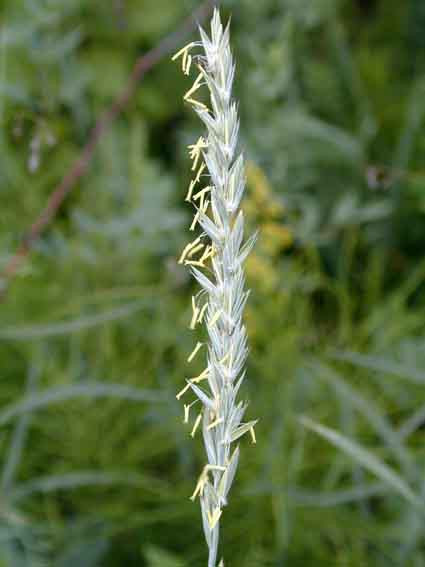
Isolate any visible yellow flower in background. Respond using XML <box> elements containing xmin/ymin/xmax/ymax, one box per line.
<box><xmin>246</xmin><ymin>162</ymin><xmax>273</xmax><ymax>205</ymax></box>
<box><xmin>245</xmin><ymin>254</ymin><xmax>279</xmax><ymax>292</ymax></box>
<box><xmin>244</xmin><ymin>161</ymin><xmax>293</xmax><ymax>292</ymax></box>
<box><xmin>261</xmin><ymin>222</ymin><xmax>293</xmax><ymax>256</ymax></box>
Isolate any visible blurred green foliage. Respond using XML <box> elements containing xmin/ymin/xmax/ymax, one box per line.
<box><xmin>1</xmin><ymin>0</ymin><xmax>425</xmax><ymax>565</ymax></box>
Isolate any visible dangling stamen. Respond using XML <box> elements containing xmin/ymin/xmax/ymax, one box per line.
<box><xmin>187</xmin><ymin>243</ymin><xmax>205</xmax><ymax>259</ymax></box>
<box><xmin>207</xmin><ymin>416</ymin><xmax>224</xmax><ymax>431</ymax></box>
<box><xmin>184</xmin><ymin>73</ymin><xmax>204</xmax><ymax>101</ymax></box>
<box><xmin>197</xmin><ymin>302</ymin><xmax>209</xmax><ymax>324</ymax></box>
<box><xmin>190</xmin><ymin>296</ymin><xmax>200</xmax><ymax>329</ymax></box>
<box><xmin>250</xmin><ymin>426</ymin><xmax>257</xmax><ymax>444</ymax></box>
<box><xmin>188</xmin><ymin>341</ymin><xmax>204</xmax><ymax>363</ymax></box>
<box><xmin>176</xmin><ymin>382</ymin><xmax>192</xmax><ymax>400</ymax></box>
<box><xmin>178</xmin><ymin>236</ymin><xmax>203</xmax><ymax>264</ymax></box>
<box><xmin>188</xmin><ymin>137</ymin><xmax>208</xmax><ymax>171</ymax></box>
<box><xmin>193</xmin><ymin>186</ymin><xmax>212</xmax><ymax>202</ymax></box>
<box><xmin>184</xmin><ymin>54</ymin><xmax>193</xmax><ymax>75</ymax></box>
<box><xmin>195</xmin><ymin>162</ymin><xmax>206</xmax><ymax>184</ymax></box>
<box><xmin>208</xmin><ymin>309</ymin><xmax>222</xmax><ymax>328</ymax></box>
<box><xmin>191</xmin><ymin>367</ymin><xmax>209</xmax><ymax>383</ymax></box>
<box><xmin>191</xmin><ymin>411</ymin><xmax>203</xmax><ymax>437</ymax></box>
<box><xmin>172</xmin><ymin>42</ymin><xmax>196</xmax><ymax>73</ymax></box>
<box><xmin>183</xmin><ymin>400</ymin><xmax>198</xmax><ymax>424</ymax></box>
<box><xmin>186</xmin><ymin>98</ymin><xmax>208</xmax><ymax>111</ymax></box>
<box><xmin>208</xmin><ymin>507</ymin><xmax>222</xmax><ymax>529</ymax></box>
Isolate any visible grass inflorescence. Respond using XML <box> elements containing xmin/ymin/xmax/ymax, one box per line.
<box><xmin>173</xmin><ymin>10</ymin><xmax>257</xmax><ymax>566</ymax></box>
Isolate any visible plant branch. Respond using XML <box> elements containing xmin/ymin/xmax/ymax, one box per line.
<box><xmin>0</xmin><ymin>0</ymin><xmax>216</xmax><ymax>299</ymax></box>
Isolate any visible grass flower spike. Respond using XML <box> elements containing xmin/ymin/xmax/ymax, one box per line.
<box><xmin>173</xmin><ymin>9</ymin><xmax>257</xmax><ymax>566</ymax></box>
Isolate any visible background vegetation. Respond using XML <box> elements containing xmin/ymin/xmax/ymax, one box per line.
<box><xmin>1</xmin><ymin>0</ymin><xmax>425</xmax><ymax>565</ymax></box>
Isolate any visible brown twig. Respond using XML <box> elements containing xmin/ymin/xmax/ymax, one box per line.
<box><xmin>0</xmin><ymin>0</ymin><xmax>216</xmax><ymax>298</ymax></box>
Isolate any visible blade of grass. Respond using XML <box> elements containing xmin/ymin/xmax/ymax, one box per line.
<box><xmin>299</xmin><ymin>415</ymin><xmax>416</xmax><ymax>505</ymax></box>
<box><xmin>0</xmin><ymin>300</ymin><xmax>149</xmax><ymax>340</ymax></box>
<box><xmin>2</xmin><ymin>361</ymin><xmax>41</xmax><ymax>492</ymax></box>
<box><xmin>333</xmin><ymin>351</ymin><xmax>425</xmax><ymax>384</ymax></box>
<box><xmin>55</xmin><ymin>537</ymin><xmax>109</xmax><ymax>567</ymax></box>
<box><xmin>289</xmin><ymin>481</ymin><xmax>388</xmax><ymax>508</ymax></box>
<box><xmin>397</xmin><ymin>405</ymin><xmax>425</xmax><ymax>441</ymax></box>
<box><xmin>10</xmin><ymin>471</ymin><xmax>168</xmax><ymax>501</ymax></box>
<box><xmin>310</xmin><ymin>360</ymin><xmax>414</xmax><ymax>471</ymax></box>
<box><xmin>0</xmin><ymin>382</ymin><xmax>166</xmax><ymax>426</ymax></box>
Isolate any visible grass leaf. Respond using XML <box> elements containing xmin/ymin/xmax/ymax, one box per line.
<box><xmin>333</xmin><ymin>351</ymin><xmax>425</xmax><ymax>384</ymax></box>
<box><xmin>310</xmin><ymin>360</ymin><xmax>413</xmax><ymax>470</ymax></box>
<box><xmin>0</xmin><ymin>383</ymin><xmax>166</xmax><ymax>426</ymax></box>
<box><xmin>299</xmin><ymin>415</ymin><xmax>416</xmax><ymax>505</ymax></box>
<box><xmin>0</xmin><ymin>301</ymin><xmax>149</xmax><ymax>340</ymax></box>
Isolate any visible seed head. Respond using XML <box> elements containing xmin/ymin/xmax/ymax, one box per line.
<box><xmin>173</xmin><ymin>10</ymin><xmax>257</xmax><ymax>566</ymax></box>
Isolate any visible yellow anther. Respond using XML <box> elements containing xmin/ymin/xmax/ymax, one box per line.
<box><xmin>184</xmin><ymin>73</ymin><xmax>204</xmax><ymax>101</ymax></box>
<box><xmin>199</xmin><ymin>245</ymin><xmax>215</xmax><ymax>264</ymax></box>
<box><xmin>197</xmin><ymin>302</ymin><xmax>209</xmax><ymax>324</ymax></box>
<box><xmin>193</xmin><ymin>186</ymin><xmax>212</xmax><ymax>202</ymax></box>
<box><xmin>190</xmin><ymin>235</ymin><xmax>203</xmax><ymax>249</ymax></box>
<box><xmin>176</xmin><ymin>382</ymin><xmax>192</xmax><ymax>400</ymax></box>
<box><xmin>190</xmin><ymin>472</ymin><xmax>208</xmax><ymax>501</ymax></box>
<box><xmin>187</xmin><ymin>341</ymin><xmax>203</xmax><ymax>363</ymax></box>
<box><xmin>188</xmin><ymin>137</ymin><xmax>208</xmax><ymax>172</ymax></box>
<box><xmin>188</xmin><ymin>137</ymin><xmax>207</xmax><ymax>157</ymax></box>
<box><xmin>190</xmin><ymin>465</ymin><xmax>225</xmax><ymax>501</ymax></box>
<box><xmin>184</xmin><ymin>404</ymin><xmax>190</xmax><ymax>423</ymax></box>
<box><xmin>202</xmin><ymin>198</ymin><xmax>210</xmax><ymax>214</ymax></box>
<box><xmin>208</xmin><ymin>310</ymin><xmax>222</xmax><ymax>328</ymax></box>
<box><xmin>172</xmin><ymin>42</ymin><xmax>196</xmax><ymax>62</ymax></box>
<box><xmin>205</xmin><ymin>464</ymin><xmax>226</xmax><ymax>472</ymax></box>
<box><xmin>190</xmin><ymin>478</ymin><xmax>205</xmax><ymax>501</ymax></box>
<box><xmin>207</xmin><ymin>416</ymin><xmax>224</xmax><ymax>431</ymax></box>
<box><xmin>184</xmin><ymin>259</ymin><xmax>205</xmax><ymax>268</ymax></box>
<box><xmin>197</xmin><ymin>62</ymin><xmax>208</xmax><ymax>76</ymax></box>
<box><xmin>207</xmin><ymin>507</ymin><xmax>222</xmax><ymax>529</ymax></box>
<box><xmin>185</xmin><ymin>179</ymin><xmax>197</xmax><ymax>202</ymax></box>
<box><xmin>178</xmin><ymin>236</ymin><xmax>202</xmax><ymax>264</ymax></box>
<box><xmin>189</xmin><ymin>179</ymin><xmax>207</xmax><ymax>231</ymax></box>
<box><xmin>183</xmin><ymin>400</ymin><xmax>198</xmax><ymax>424</ymax></box>
<box><xmin>190</xmin><ymin>210</ymin><xmax>201</xmax><ymax>232</ymax></box>
<box><xmin>184</xmin><ymin>54</ymin><xmax>192</xmax><ymax>75</ymax></box>
<box><xmin>192</xmin><ymin>152</ymin><xmax>201</xmax><ymax>172</ymax></box>
<box><xmin>191</xmin><ymin>367</ymin><xmax>209</xmax><ymax>383</ymax></box>
<box><xmin>190</xmin><ymin>296</ymin><xmax>200</xmax><ymax>329</ymax></box>
<box><xmin>250</xmin><ymin>426</ymin><xmax>257</xmax><ymax>444</ymax></box>
<box><xmin>200</xmin><ymin>245</ymin><xmax>212</xmax><ymax>260</ymax></box>
<box><xmin>187</xmin><ymin>243</ymin><xmax>205</xmax><ymax>259</ymax></box>
<box><xmin>195</xmin><ymin>162</ymin><xmax>206</xmax><ymax>184</ymax></box>
<box><xmin>191</xmin><ymin>411</ymin><xmax>203</xmax><ymax>438</ymax></box>
<box><xmin>187</xmin><ymin>247</ymin><xmax>211</xmax><ymax>268</ymax></box>
<box><xmin>186</xmin><ymin>98</ymin><xmax>208</xmax><ymax>110</ymax></box>
<box><xmin>190</xmin><ymin>198</ymin><xmax>209</xmax><ymax>233</ymax></box>
<box><xmin>219</xmin><ymin>351</ymin><xmax>231</xmax><ymax>365</ymax></box>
